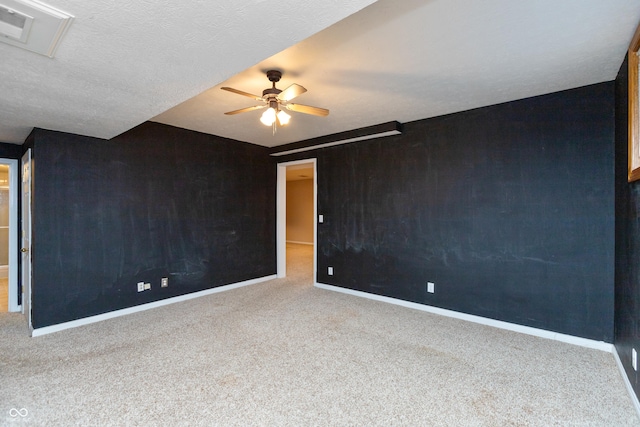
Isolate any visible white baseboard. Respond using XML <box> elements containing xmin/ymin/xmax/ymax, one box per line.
<box><xmin>613</xmin><ymin>346</ymin><xmax>640</xmax><ymax>418</ymax></box>
<box><xmin>286</xmin><ymin>240</ymin><xmax>313</xmax><ymax>246</ymax></box>
<box><xmin>314</xmin><ymin>283</ymin><xmax>613</xmax><ymax>352</ymax></box>
<box><xmin>32</xmin><ymin>275</ymin><xmax>277</xmax><ymax>337</ymax></box>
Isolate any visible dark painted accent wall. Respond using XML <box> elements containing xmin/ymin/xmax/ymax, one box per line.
<box><xmin>615</xmin><ymin>55</ymin><xmax>640</xmax><ymax>400</ymax></box>
<box><xmin>0</xmin><ymin>142</ymin><xmax>23</xmax><ymax>159</ymax></box>
<box><xmin>279</xmin><ymin>82</ymin><xmax>615</xmax><ymax>342</ymax></box>
<box><xmin>30</xmin><ymin>123</ymin><xmax>275</xmax><ymax>328</ymax></box>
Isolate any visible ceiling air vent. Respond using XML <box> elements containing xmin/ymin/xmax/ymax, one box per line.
<box><xmin>0</xmin><ymin>0</ymin><xmax>73</xmax><ymax>57</ymax></box>
<box><xmin>0</xmin><ymin>6</ymin><xmax>33</xmax><ymax>42</ymax></box>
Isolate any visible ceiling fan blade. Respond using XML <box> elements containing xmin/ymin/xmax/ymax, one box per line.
<box><xmin>285</xmin><ymin>103</ymin><xmax>329</xmax><ymax>117</ymax></box>
<box><xmin>277</xmin><ymin>84</ymin><xmax>307</xmax><ymax>102</ymax></box>
<box><xmin>224</xmin><ymin>105</ymin><xmax>266</xmax><ymax>115</ymax></box>
<box><xmin>221</xmin><ymin>87</ymin><xmax>264</xmax><ymax>101</ymax></box>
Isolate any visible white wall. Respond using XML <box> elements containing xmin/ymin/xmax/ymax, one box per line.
<box><xmin>286</xmin><ymin>179</ymin><xmax>314</xmax><ymax>244</ymax></box>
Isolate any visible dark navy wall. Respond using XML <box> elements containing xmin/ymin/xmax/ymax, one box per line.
<box><xmin>31</xmin><ymin>123</ymin><xmax>275</xmax><ymax>328</ymax></box>
<box><xmin>280</xmin><ymin>82</ymin><xmax>616</xmax><ymax>342</ymax></box>
<box><xmin>0</xmin><ymin>142</ymin><xmax>23</xmax><ymax>159</ymax></box>
<box><xmin>615</xmin><ymin>55</ymin><xmax>640</xmax><ymax>400</ymax></box>
<box><xmin>26</xmin><ymin>82</ymin><xmax>617</xmax><ymax>343</ymax></box>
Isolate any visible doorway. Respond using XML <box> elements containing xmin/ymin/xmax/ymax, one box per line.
<box><xmin>276</xmin><ymin>159</ymin><xmax>317</xmax><ymax>281</ymax></box>
<box><xmin>0</xmin><ymin>159</ymin><xmax>19</xmax><ymax>313</ymax></box>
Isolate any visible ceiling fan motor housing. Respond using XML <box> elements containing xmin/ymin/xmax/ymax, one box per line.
<box><xmin>263</xmin><ymin>87</ymin><xmax>282</xmax><ymax>98</ymax></box>
<box><xmin>264</xmin><ymin>70</ymin><xmax>283</xmax><ymax>98</ymax></box>
<box><xmin>266</xmin><ymin>70</ymin><xmax>282</xmax><ymax>83</ymax></box>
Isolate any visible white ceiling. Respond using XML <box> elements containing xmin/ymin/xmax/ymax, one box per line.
<box><xmin>0</xmin><ymin>0</ymin><xmax>376</xmax><ymax>144</ymax></box>
<box><xmin>1</xmin><ymin>0</ymin><xmax>639</xmax><ymax>147</ymax></box>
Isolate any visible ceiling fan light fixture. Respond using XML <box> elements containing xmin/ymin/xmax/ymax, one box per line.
<box><xmin>277</xmin><ymin>110</ymin><xmax>291</xmax><ymax>125</ymax></box>
<box><xmin>222</xmin><ymin>69</ymin><xmax>329</xmax><ymax>132</ymax></box>
<box><xmin>260</xmin><ymin>107</ymin><xmax>276</xmax><ymax>126</ymax></box>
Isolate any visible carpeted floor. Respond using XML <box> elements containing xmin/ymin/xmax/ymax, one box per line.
<box><xmin>0</xmin><ymin>243</ymin><xmax>638</xmax><ymax>426</ymax></box>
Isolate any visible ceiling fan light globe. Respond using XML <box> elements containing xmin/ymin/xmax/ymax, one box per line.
<box><xmin>260</xmin><ymin>107</ymin><xmax>276</xmax><ymax>126</ymax></box>
<box><xmin>277</xmin><ymin>110</ymin><xmax>291</xmax><ymax>125</ymax></box>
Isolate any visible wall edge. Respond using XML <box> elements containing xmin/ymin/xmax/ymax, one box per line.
<box><xmin>614</xmin><ymin>346</ymin><xmax>640</xmax><ymax>418</ymax></box>
<box><xmin>315</xmin><ymin>282</ymin><xmax>614</xmax><ymax>352</ymax></box>
<box><xmin>31</xmin><ymin>275</ymin><xmax>277</xmax><ymax>337</ymax></box>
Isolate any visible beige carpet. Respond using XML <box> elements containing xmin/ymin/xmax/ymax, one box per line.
<box><xmin>0</xmin><ymin>243</ymin><xmax>638</xmax><ymax>426</ymax></box>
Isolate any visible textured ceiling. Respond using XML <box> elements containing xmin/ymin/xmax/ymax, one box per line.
<box><xmin>0</xmin><ymin>0</ymin><xmax>376</xmax><ymax>144</ymax></box>
<box><xmin>1</xmin><ymin>0</ymin><xmax>640</xmax><ymax>146</ymax></box>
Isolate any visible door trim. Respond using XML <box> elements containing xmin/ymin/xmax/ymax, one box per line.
<box><xmin>21</xmin><ymin>149</ymin><xmax>32</xmax><ymax>332</ymax></box>
<box><xmin>276</xmin><ymin>159</ymin><xmax>317</xmax><ymax>280</ymax></box>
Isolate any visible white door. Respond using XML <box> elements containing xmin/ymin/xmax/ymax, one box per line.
<box><xmin>21</xmin><ymin>149</ymin><xmax>32</xmax><ymax>332</ymax></box>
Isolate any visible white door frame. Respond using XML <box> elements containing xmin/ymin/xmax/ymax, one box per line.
<box><xmin>276</xmin><ymin>159</ymin><xmax>317</xmax><ymax>280</ymax></box>
<box><xmin>0</xmin><ymin>158</ymin><xmax>19</xmax><ymax>312</ymax></box>
<box><xmin>21</xmin><ymin>149</ymin><xmax>32</xmax><ymax>332</ymax></box>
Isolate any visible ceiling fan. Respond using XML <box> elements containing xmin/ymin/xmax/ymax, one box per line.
<box><xmin>221</xmin><ymin>70</ymin><xmax>329</xmax><ymax>128</ymax></box>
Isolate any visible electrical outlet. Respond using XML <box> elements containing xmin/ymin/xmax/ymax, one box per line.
<box><xmin>137</xmin><ymin>282</ymin><xmax>144</xmax><ymax>292</ymax></box>
<box><xmin>427</xmin><ymin>282</ymin><xmax>435</xmax><ymax>293</ymax></box>
<box><xmin>328</xmin><ymin>266</ymin><xmax>333</xmax><ymax>275</ymax></box>
<box><xmin>161</xmin><ymin>277</ymin><xmax>168</xmax><ymax>288</ymax></box>
<box><xmin>633</xmin><ymin>348</ymin><xmax>637</xmax><ymax>371</ymax></box>
<box><xmin>144</xmin><ymin>282</ymin><xmax>151</xmax><ymax>290</ymax></box>
<box><xmin>319</xmin><ymin>214</ymin><xmax>324</xmax><ymax>223</ymax></box>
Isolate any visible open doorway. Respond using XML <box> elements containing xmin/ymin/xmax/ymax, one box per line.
<box><xmin>0</xmin><ymin>159</ymin><xmax>19</xmax><ymax>313</ymax></box>
<box><xmin>276</xmin><ymin>159</ymin><xmax>316</xmax><ymax>281</ymax></box>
